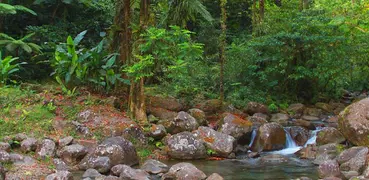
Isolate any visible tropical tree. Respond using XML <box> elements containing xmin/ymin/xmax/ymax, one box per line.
<box><xmin>0</xmin><ymin>33</ymin><xmax>42</xmax><ymax>56</ymax></box>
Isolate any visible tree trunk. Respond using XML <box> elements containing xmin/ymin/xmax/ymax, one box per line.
<box><xmin>128</xmin><ymin>0</ymin><xmax>150</xmax><ymax>125</ymax></box>
<box><xmin>259</xmin><ymin>0</ymin><xmax>265</xmax><ymax>22</ymax></box>
<box><xmin>252</xmin><ymin>0</ymin><xmax>257</xmax><ymax>34</ymax></box>
<box><xmin>219</xmin><ymin>0</ymin><xmax>227</xmax><ymax>102</ymax></box>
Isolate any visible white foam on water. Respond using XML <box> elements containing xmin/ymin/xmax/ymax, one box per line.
<box><xmin>248</xmin><ymin>129</ymin><xmax>257</xmax><ymax>147</ymax></box>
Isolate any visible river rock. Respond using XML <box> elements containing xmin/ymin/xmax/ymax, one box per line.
<box><xmin>207</xmin><ymin>173</ymin><xmax>224</xmax><ymax>180</ymax></box>
<box><xmin>21</xmin><ymin>138</ymin><xmax>38</xmax><ymax>153</ymax></box>
<box><xmin>313</xmin><ymin>143</ymin><xmax>344</xmax><ymax>165</ymax></box>
<box><xmin>293</xmin><ymin>119</ymin><xmax>316</xmax><ymax>130</ymax></box>
<box><xmin>194</xmin><ymin>126</ymin><xmax>235</xmax><ymax>157</ymax></box>
<box><xmin>79</xmin><ymin>156</ymin><xmax>111</xmax><ymax>173</ymax></box>
<box><xmin>58</xmin><ymin>136</ymin><xmax>74</xmax><ymax>147</ymax></box>
<box><xmin>338</xmin><ymin>98</ymin><xmax>369</xmax><ymax>146</ymax></box>
<box><xmin>150</xmin><ymin>107</ymin><xmax>177</xmax><ymax>121</ymax></box>
<box><xmin>162</xmin><ymin>162</ymin><xmax>207</xmax><ymax>180</ymax></box>
<box><xmin>9</xmin><ymin>153</ymin><xmax>24</xmax><ymax>163</ymax></box>
<box><xmin>251</xmin><ymin>122</ymin><xmax>286</xmax><ymax>152</ymax></box>
<box><xmin>261</xmin><ymin>154</ymin><xmax>289</xmax><ymax>164</ymax></box>
<box><xmin>0</xmin><ymin>142</ymin><xmax>10</xmax><ymax>152</ymax></box>
<box><xmin>141</xmin><ymin>159</ymin><xmax>169</xmax><ymax>174</ymax></box>
<box><xmin>196</xmin><ymin>99</ymin><xmax>224</xmax><ymax>114</ymax></box>
<box><xmin>188</xmin><ymin>108</ymin><xmax>207</xmax><ymax>125</ymax></box>
<box><xmin>119</xmin><ymin>165</ymin><xmax>150</xmax><ymax>180</ymax></box>
<box><xmin>37</xmin><ymin>139</ymin><xmax>56</xmax><ymax>159</ymax></box>
<box><xmin>82</xmin><ymin>168</ymin><xmax>102</xmax><ymax>178</ymax></box>
<box><xmin>150</xmin><ymin>124</ymin><xmax>167</xmax><ymax>140</ymax></box>
<box><xmin>340</xmin><ymin>147</ymin><xmax>368</xmax><ymax>174</ymax></box>
<box><xmin>147</xmin><ymin>95</ymin><xmax>183</xmax><ymax>112</ymax></box>
<box><xmin>53</xmin><ymin>158</ymin><xmax>69</xmax><ymax>171</ymax></box>
<box><xmin>304</xmin><ymin>108</ymin><xmax>323</xmax><ymax>117</ymax></box>
<box><xmin>337</xmin><ymin>146</ymin><xmax>368</xmax><ymax>164</ymax></box>
<box><xmin>166</xmin><ymin>131</ymin><xmax>207</xmax><ymax>160</ymax></box>
<box><xmin>245</xmin><ymin>102</ymin><xmax>269</xmax><ymax>115</ymax></box>
<box><xmin>58</xmin><ymin>144</ymin><xmax>88</xmax><ymax>165</ymax></box>
<box><xmin>249</xmin><ymin>116</ymin><xmax>268</xmax><ymax>129</ymax></box>
<box><xmin>295</xmin><ymin>144</ymin><xmax>317</xmax><ymax>159</ymax></box>
<box><xmin>220</xmin><ymin>113</ymin><xmax>252</xmax><ymax>139</ymax></box>
<box><xmin>122</xmin><ymin>126</ymin><xmax>148</xmax><ymax>145</ymax></box>
<box><xmin>169</xmin><ymin>111</ymin><xmax>199</xmax><ymax>134</ymax></box>
<box><xmin>270</xmin><ymin>113</ymin><xmax>290</xmax><ymax>125</ymax></box>
<box><xmin>316</xmin><ymin>127</ymin><xmax>345</xmax><ymax>145</ymax></box>
<box><xmin>0</xmin><ymin>151</ymin><xmax>10</xmax><ymax>163</ymax></box>
<box><xmin>287</xmin><ymin>103</ymin><xmax>305</xmax><ymax>118</ymax></box>
<box><xmin>14</xmin><ymin>133</ymin><xmax>28</xmax><ymax>142</ymax></box>
<box><xmin>318</xmin><ymin>160</ymin><xmax>342</xmax><ymax>178</ymax></box>
<box><xmin>46</xmin><ymin>171</ymin><xmax>73</xmax><ymax>180</ymax></box>
<box><xmin>316</xmin><ymin>102</ymin><xmax>333</xmax><ymax>113</ymax></box>
<box><xmin>0</xmin><ymin>164</ymin><xmax>5</xmax><ymax>180</ymax></box>
<box><xmin>302</xmin><ymin>115</ymin><xmax>320</xmax><ymax>121</ymax></box>
<box><xmin>286</xmin><ymin>126</ymin><xmax>309</xmax><ymax>146</ymax></box>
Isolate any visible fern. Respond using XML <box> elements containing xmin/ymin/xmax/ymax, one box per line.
<box><xmin>0</xmin><ymin>3</ymin><xmax>36</xmax><ymax>15</ymax></box>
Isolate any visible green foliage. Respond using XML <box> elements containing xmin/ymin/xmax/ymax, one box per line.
<box><xmin>0</xmin><ymin>52</ymin><xmax>22</xmax><ymax>85</ymax></box>
<box><xmin>0</xmin><ymin>3</ymin><xmax>37</xmax><ymax>15</ymax></box>
<box><xmin>0</xmin><ymin>33</ymin><xmax>42</xmax><ymax>55</ymax></box>
<box><xmin>53</xmin><ymin>31</ymin><xmax>125</xmax><ymax>92</ymax></box>
<box><xmin>268</xmin><ymin>103</ymin><xmax>278</xmax><ymax>113</ymax></box>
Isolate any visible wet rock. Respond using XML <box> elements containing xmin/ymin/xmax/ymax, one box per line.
<box><xmin>141</xmin><ymin>159</ymin><xmax>169</xmax><ymax>174</ymax></box>
<box><xmin>119</xmin><ymin>165</ymin><xmax>150</xmax><ymax>180</ymax></box>
<box><xmin>316</xmin><ymin>102</ymin><xmax>333</xmax><ymax>113</ymax></box>
<box><xmin>318</xmin><ymin>160</ymin><xmax>341</xmax><ymax>178</ymax></box>
<box><xmin>79</xmin><ymin>156</ymin><xmax>111</xmax><ymax>173</ymax></box>
<box><xmin>261</xmin><ymin>154</ymin><xmax>289</xmax><ymax>164</ymax></box>
<box><xmin>302</xmin><ymin>115</ymin><xmax>320</xmax><ymax>121</ymax></box>
<box><xmin>340</xmin><ymin>147</ymin><xmax>368</xmax><ymax>173</ymax></box>
<box><xmin>21</xmin><ymin>138</ymin><xmax>38</xmax><ymax>153</ymax></box>
<box><xmin>196</xmin><ymin>99</ymin><xmax>224</xmax><ymax>114</ymax></box>
<box><xmin>149</xmin><ymin>124</ymin><xmax>167</xmax><ymax>140</ymax></box>
<box><xmin>220</xmin><ymin>113</ymin><xmax>252</xmax><ymax>139</ymax></box>
<box><xmin>162</xmin><ymin>162</ymin><xmax>207</xmax><ymax>180</ymax></box>
<box><xmin>0</xmin><ymin>142</ymin><xmax>10</xmax><ymax>152</ymax></box>
<box><xmin>337</xmin><ymin>146</ymin><xmax>368</xmax><ymax>164</ymax></box>
<box><xmin>270</xmin><ymin>113</ymin><xmax>290</xmax><ymax>126</ymax></box>
<box><xmin>194</xmin><ymin>126</ymin><xmax>235</xmax><ymax>157</ymax></box>
<box><xmin>245</xmin><ymin>102</ymin><xmax>269</xmax><ymax>115</ymax></box>
<box><xmin>82</xmin><ymin>168</ymin><xmax>102</xmax><ymax>179</ymax></box>
<box><xmin>147</xmin><ymin>95</ymin><xmax>183</xmax><ymax>112</ymax></box>
<box><xmin>342</xmin><ymin>171</ymin><xmax>359</xmax><ymax>179</ymax></box>
<box><xmin>104</xmin><ymin>176</ymin><xmax>119</xmax><ymax>180</ymax></box>
<box><xmin>293</xmin><ymin>119</ymin><xmax>316</xmax><ymax>130</ymax></box>
<box><xmin>251</xmin><ymin>122</ymin><xmax>286</xmax><ymax>152</ymax></box>
<box><xmin>338</xmin><ymin>98</ymin><xmax>369</xmax><ymax>146</ymax></box>
<box><xmin>253</xmin><ymin>113</ymin><xmax>270</xmax><ymax>121</ymax></box>
<box><xmin>14</xmin><ymin>133</ymin><xmax>28</xmax><ymax>142</ymax></box>
<box><xmin>37</xmin><ymin>139</ymin><xmax>56</xmax><ymax>159</ymax></box>
<box><xmin>304</xmin><ymin>108</ymin><xmax>323</xmax><ymax>117</ymax></box>
<box><xmin>53</xmin><ymin>158</ymin><xmax>69</xmax><ymax>171</ymax></box>
<box><xmin>249</xmin><ymin>116</ymin><xmax>268</xmax><ymax>129</ymax></box>
<box><xmin>0</xmin><ymin>151</ymin><xmax>10</xmax><ymax>163</ymax></box>
<box><xmin>286</xmin><ymin>126</ymin><xmax>309</xmax><ymax>146</ymax></box>
<box><xmin>313</xmin><ymin>143</ymin><xmax>344</xmax><ymax>165</ymax></box>
<box><xmin>207</xmin><ymin>173</ymin><xmax>224</xmax><ymax>180</ymax></box>
<box><xmin>169</xmin><ymin>111</ymin><xmax>199</xmax><ymax>134</ymax></box>
<box><xmin>58</xmin><ymin>136</ymin><xmax>74</xmax><ymax>147</ymax></box>
<box><xmin>287</xmin><ymin>103</ymin><xmax>305</xmax><ymax>118</ymax></box>
<box><xmin>188</xmin><ymin>108</ymin><xmax>207</xmax><ymax>126</ymax></box>
<box><xmin>58</xmin><ymin>144</ymin><xmax>88</xmax><ymax>165</ymax></box>
<box><xmin>316</xmin><ymin>127</ymin><xmax>345</xmax><ymax>146</ymax></box>
<box><xmin>295</xmin><ymin>145</ymin><xmax>317</xmax><ymax>159</ymax></box>
<box><xmin>111</xmin><ymin>164</ymin><xmax>126</xmax><ymax>176</ymax></box>
<box><xmin>46</xmin><ymin>171</ymin><xmax>73</xmax><ymax>180</ymax></box>
<box><xmin>166</xmin><ymin>131</ymin><xmax>207</xmax><ymax>160</ymax></box>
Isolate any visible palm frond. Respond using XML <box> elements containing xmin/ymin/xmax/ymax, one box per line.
<box><xmin>13</xmin><ymin>5</ymin><xmax>37</xmax><ymax>16</ymax></box>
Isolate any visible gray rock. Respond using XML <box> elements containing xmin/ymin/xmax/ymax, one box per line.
<box><xmin>79</xmin><ymin>155</ymin><xmax>111</xmax><ymax>173</ymax></box>
<box><xmin>58</xmin><ymin>136</ymin><xmax>74</xmax><ymax>147</ymax></box>
<box><xmin>95</xmin><ymin>137</ymin><xmax>138</xmax><ymax>166</ymax></box>
<box><xmin>82</xmin><ymin>168</ymin><xmax>102</xmax><ymax>178</ymax></box>
<box><xmin>194</xmin><ymin>126</ymin><xmax>235</xmax><ymax>157</ymax></box>
<box><xmin>270</xmin><ymin>113</ymin><xmax>290</xmax><ymax>125</ymax></box>
<box><xmin>340</xmin><ymin>147</ymin><xmax>368</xmax><ymax>173</ymax></box>
<box><xmin>162</xmin><ymin>162</ymin><xmax>207</xmax><ymax>180</ymax></box>
<box><xmin>302</xmin><ymin>115</ymin><xmax>320</xmax><ymax>121</ymax></box>
<box><xmin>0</xmin><ymin>164</ymin><xmax>5</xmax><ymax>180</ymax></box>
<box><xmin>58</xmin><ymin>144</ymin><xmax>88</xmax><ymax>165</ymax></box>
<box><xmin>53</xmin><ymin>158</ymin><xmax>69</xmax><ymax>171</ymax></box>
<box><xmin>9</xmin><ymin>153</ymin><xmax>24</xmax><ymax>163</ymax></box>
<box><xmin>313</xmin><ymin>143</ymin><xmax>343</xmax><ymax>165</ymax></box>
<box><xmin>251</xmin><ymin>122</ymin><xmax>286</xmax><ymax>152</ymax></box>
<box><xmin>169</xmin><ymin>111</ymin><xmax>199</xmax><ymax>134</ymax></box>
<box><xmin>21</xmin><ymin>138</ymin><xmax>38</xmax><ymax>153</ymax></box>
<box><xmin>206</xmin><ymin>173</ymin><xmax>224</xmax><ymax>180</ymax></box>
<box><xmin>141</xmin><ymin>159</ymin><xmax>169</xmax><ymax>174</ymax></box>
<box><xmin>111</xmin><ymin>164</ymin><xmax>126</xmax><ymax>176</ymax></box>
<box><xmin>337</xmin><ymin>146</ymin><xmax>367</xmax><ymax>164</ymax></box>
<box><xmin>37</xmin><ymin>139</ymin><xmax>56</xmax><ymax>159</ymax></box>
<box><xmin>188</xmin><ymin>108</ymin><xmax>207</xmax><ymax>126</ymax></box>
<box><xmin>167</xmin><ymin>132</ymin><xmax>207</xmax><ymax>160</ymax></box>
<box><xmin>318</xmin><ymin>160</ymin><xmax>341</xmax><ymax>178</ymax></box>
<box><xmin>287</xmin><ymin>103</ymin><xmax>306</xmax><ymax>118</ymax></box>
<box><xmin>46</xmin><ymin>171</ymin><xmax>73</xmax><ymax>180</ymax></box>
<box><xmin>0</xmin><ymin>142</ymin><xmax>10</xmax><ymax>152</ymax></box>
<box><xmin>119</xmin><ymin>165</ymin><xmax>150</xmax><ymax>180</ymax></box>
<box><xmin>220</xmin><ymin>113</ymin><xmax>252</xmax><ymax>139</ymax></box>
<box><xmin>149</xmin><ymin>124</ymin><xmax>167</xmax><ymax>140</ymax></box>
<box><xmin>122</xmin><ymin>126</ymin><xmax>148</xmax><ymax>145</ymax></box>
<box><xmin>13</xmin><ymin>133</ymin><xmax>28</xmax><ymax>142</ymax></box>
<box><xmin>0</xmin><ymin>151</ymin><xmax>10</xmax><ymax>163</ymax></box>
<box><xmin>316</xmin><ymin>127</ymin><xmax>345</xmax><ymax>146</ymax></box>
<box><xmin>342</xmin><ymin>171</ymin><xmax>359</xmax><ymax>180</ymax></box>
<box><xmin>286</xmin><ymin>126</ymin><xmax>309</xmax><ymax>146</ymax></box>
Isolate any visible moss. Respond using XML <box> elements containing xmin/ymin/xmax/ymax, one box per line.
<box><xmin>336</xmin><ymin>144</ymin><xmax>346</xmax><ymax>154</ymax></box>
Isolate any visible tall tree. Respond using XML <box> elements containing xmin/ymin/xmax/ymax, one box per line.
<box><xmin>219</xmin><ymin>0</ymin><xmax>227</xmax><ymax>101</ymax></box>
<box><xmin>128</xmin><ymin>0</ymin><xmax>150</xmax><ymax>124</ymax></box>
<box><xmin>259</xmin><ymin>0</ymin><xmax>264</xmax><ymax>21</ymax></box>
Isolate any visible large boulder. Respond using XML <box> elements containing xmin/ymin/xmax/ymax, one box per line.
<box><xmin>119</xmin><ymin>165</ymin><xmax>150</xmax><ymax>180</ymax></box>
<box><xmin>304</xmin><ymin>108</ymin><xmax>323</xmax><ymax>117</ymax></box>
<box><xmin>149</xmin><ymin>107</ymin><xmax>177</xmax><ymax>121</ymax></box>
<box><xmin>293</xmin><ymin>119</ymin><xmax>316</xmax><ymax>130</ymax></box>
<box><xmin>270</xmin><ymin>113</ymin><xmax>290</xmax><ymax>126</ymax></box>
<box><xmin>147</xmin><ymin>95</ymin><xmax>183</xmax><ymax>112</ymax></box>
<box><xmin>245</xmin><ymin>102</ymin><xmax>269</xmax><ymax>115</ymax></box>
<box><xmin>287</xmin><ymin>103</ymin><xmax>306</xmax><ymax>118</ymax></box>
<box><xmin>286</xmin><ymin>126</ymin><xmax>309</xmax><ymax>146</ymax></box>
<box><xmin>79</xmin><ymin>137</ymin><xmax>138</xmax><ymax>173</ymax></box>
<box><xmin>315</xmin><ymin>102</ymin><xmax>333</xmax><ymax>113</ymax></box>
<box><xmin>338</xmin><ymin>98</ymin><xmax>369</xmax><ymax>146</ymax></box>
<box><xmin>166</xmin><ymin>132</ymin><xmax>207</xmax><ymax>160</ymax></box>
<box><xmin>141</xmin><ymin>159</ymin><xmax>169</xmax><ymax>174</ymax></box>
<box><xmin>162</xmin><ymin>163</ymin><xmax>207</xmax><ymax>180</ymax></box>
<box><xmin>58</xmin><ymin>144</ymin><xmax>88</xmax><ymax>165</ymax></box>
<box><xmin>58</xmin><ymin>136</ymin><xmax>74</xmax><ymax>148</ymax></box>
<box><xmin>21</xmin><ymin>138</ymin><xmax>38</xmax><ymax>153</ymax></box>
<box><xmin>36</xmin><ymin>139</ymin><xmax>56</xmax><ymax>159</ymax></box>
<box><xmin>149</xmin><ymin>124</ymin><xmax>167</xmax><ymax>140</ymax></box>
<box><xmin>316</xmin><ymin>127</ymin><xmax>345</xmax><ymax>146</ymax></box>
<box><xmin>196</xmin><ymin>99</ymin><xmax>224</xmax><ymax>114</ymax></box>
<box><xmin>45</xmin><ymin>171</ymin><xmax>73</xmax><ymax>180</ymax></box>
<box><xmin>220</xmin><ymin>113</ymin><xmax>252</xmax><ymax>139</ymax></box>
<box><xmin>313</xmin><ymin>143</ymin><xmax>345</xmax><ymax>165</ymax></box>
<box><xmin>168</xmin><ymin>111</ymin><xmax>199</xmax><ymax>134</ymax></box>
<box><xmin>251</xmin><ymin>122</ymin><xmax>286</xmax><ymax>152</ymax></box>
<box><xmin>194</xmin><ymin>126</ymin><xmax>235</xmax><ymax>157</ymax></box>
<box><xmin>188</xmin><ymin>108</ymin><xmax>207</xmax><ymax>126</ymax></box>
<box><xmin>318</xmin><ymin>160</ymin><xmax>342</xmax><ymax>179</ymax></box>
<box><xmin>339</xmin><ymin>147</ymin><xmax>368</xmax><ymax>174</ymax></box>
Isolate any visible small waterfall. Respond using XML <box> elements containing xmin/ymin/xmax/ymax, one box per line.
<box><xmin>248</xmin><ymin>129</ymin><xmax>257</xmax><ymax>147</ymax></box>
<box><xmin>285</xmin><ymin>129</ymin><xmax>298</xmax><ymax>148</ymax></box>
<box><xmin>304</xmin><ymin>129</ymin><xmax>320</xmax><ymax>147</ymax></box>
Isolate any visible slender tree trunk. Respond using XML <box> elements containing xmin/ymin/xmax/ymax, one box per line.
<box><xmin>259</xmin><ymin>0</ymin><xmax>265</xmax><ymax>22</ymax></box>
<box><xmin>219</xmin><ymin>0</ymin><xmax>227</xmax><ymax>102</ymax></box>
<box><xmin>129</xmin><ymin>0</ymin><xmax>149</xmax><ymax>125</ymax></box>
<box><xmin>252</xmin><ymin>0</ymin><xmax>257</xmax><ymax>35</ymax></box>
